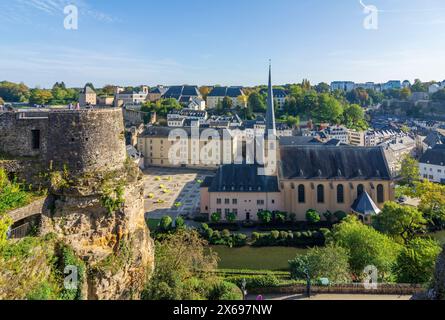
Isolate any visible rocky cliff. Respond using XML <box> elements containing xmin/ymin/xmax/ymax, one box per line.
<box><xmin>40</xmin><ymin>163</ymin><xmax>154</xmax><ymax>300</ymax></box>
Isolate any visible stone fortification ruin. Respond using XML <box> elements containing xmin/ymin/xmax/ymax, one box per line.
<box><xmin>0</xmin><ymin>108</ymin><xmax>154</xmax><ymax>299</ymax></box>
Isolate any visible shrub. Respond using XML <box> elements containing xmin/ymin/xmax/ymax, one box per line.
<box><xmin>159</xmin><ymin>216</ymin><xmax>173</xmax><ymax>231</ymax></box>
<box><xmin>394</xmin><ymin>238</ymin><xmax>442</xmax><ymax>284</ymax></box>
<box><xmin>211</xmin><ymin>212</ymin><xmax>222</xmax><ymax>223</ymax></box>
<box><xmin>275</xmin><ymin>212</ymin><xmax>287</xmax><ymax>223</ymax></box>
<box><xmin>257</xmin><ymin>210</ymin><xmax>273</xmax><ymax>224</ymax></box>
<box><xmin>323</xmin><ymin>211</ymin><xmax>334</xmax><ymax>223</ymax></box>
<box><xmin>175</xmin><ymin>217</ymin><xmax>185</xmax><ymax>229</ymax></box>
<box><xmin>225</xmin><ymin>274</ymin><xmax>280</xmax><ymax>289</ymax></box>
<box><xmin>306</xmin><ymin>209</ymin><xmax>321</xmax><ymax>223</ymax></box>
<box><xmin>270</xmin><ymin>230</ymin><xmax>280</xmax><ymax>240</ymax></box>
<box><xmin>251</xmin><ymin>232</ymin><xmax>261</xmax><ymax>241</ymax></box>
<box><xmin>289</xmin><ymin>213</ymin><xmax>297</xmax><ymax>223</ymax></box>
<box><xmin>222</xmin><ymin>229</ymin><xmax>231</xmax><ymax>239</ymax></box>
<box><xmin>225</xmin><ymin>212</ymin><xmax>237</xmax><ymax>223</ymax></box>
<box><xmin>207</xmin><ymin>281</ymin><xmax>243</xmax><ymax>300</ymax></box>
<box><xmin>334</xmin><ymin>211</ymin><xmax>347</xmax><ymax>222</ymax></box>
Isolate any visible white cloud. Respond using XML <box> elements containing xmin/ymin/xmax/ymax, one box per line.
<box><xmin>0</xmin><ymin>44</ymin><xmax>195</xmax><ymax>87</ymax></box>
<box><xmin>0</xmin><ymin>0</ymin><xmax>117</xmax><ymax>24</ymax></box>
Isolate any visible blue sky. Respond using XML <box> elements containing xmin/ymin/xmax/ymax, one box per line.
<box><xmin>0</xmin><ymin>0</ymin><xmax>445</xmax><ymax>88</ymax></box>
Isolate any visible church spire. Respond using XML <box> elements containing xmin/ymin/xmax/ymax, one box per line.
<box><xmin>266</xmin><ymin>60</ymin><xmax>276</xmax><ymax>136</ymax></box>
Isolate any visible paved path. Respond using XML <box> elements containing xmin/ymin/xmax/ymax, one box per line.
<box><xmin>142</xmin><ymin>167</ymin><xmax>214</xmax><ymax>221</ymax></box>
<box><xmin>247</xmin><ymin>294</ymin><xmax>412</xmax><ymax>301</ymax></box>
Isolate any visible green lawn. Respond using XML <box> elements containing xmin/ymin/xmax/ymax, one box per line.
<box><xmin>211</xmin><ymin>246</ymin><xmax>308</xmax><ymax>271</ymax></box>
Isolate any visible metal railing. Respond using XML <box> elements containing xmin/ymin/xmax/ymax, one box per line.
<box><xmin>9</xmin><ymin>223</ymin><xmax>32</xmax><ymax>239</ymax></box>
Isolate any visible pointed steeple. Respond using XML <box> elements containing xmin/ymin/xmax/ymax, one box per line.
<box><xmin>266</xmin><ymin>60</ymin><xmax>276</xmax><ymax>136</ymax></box>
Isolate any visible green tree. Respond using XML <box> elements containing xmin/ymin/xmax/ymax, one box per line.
<box><xmin>285</xmin><ymin>115</ymin><xmax>300</xmax><ymax>128</ymax></box>
<box><xmin>0</xmin><ymin>97</ymin><xmax>5</xmax><ymax>105</ymax></box>
<box><xmin>311</xmin><ymin>93</ymin><xmax>343</xmax><ymax>124</ymax></box>
<box><xmin>142</xmin><ymin>230</ymin><xmax>220</xmax><ymax>300</ymax></box>
<box><xmin>343</xmin><ymin>104</ymin><xmax>367</xmax><ymax>130</ymax></box>
<box><xmin>329</xmin><ymin>216</ymin><xmax>402</xmax><ymax>277</ymax></box>
<box><xmin>411</xmin><ymin>79</ymin><xmax>427</xmax><ymax>92</ymax></box>
<box><xmin>211</xmin><ymin>212</ymin><xmax>222</xmax><ymax>223</ymax></box>
<box><xmin>160</xmin><ymin>216</ymin><xmax>173</xmax><ymax>231</ymax></box>
<box><xmin>373</xmin><ymin>202</ymin><xmax>427</xmax><ymax>244</ymax></box>
<box><xmin>399</xmin><ymin>155</ymin><xmax>420</xmax><ymax>185</ymax></box>
<box><xmin>0</xmin><ymin>81</ymin><xmax>30</xmax><ymax>102</ymax></box>
<box><xmin>221</xmin><ymin>96</ymin><xmax>233</xmax><ymax>112</ymax></box>
<box><xmin>101</xmin><ymin>85</ymin><xmax>116</xmax><ymax>96</ymax></box>
<box><xmin>289</xmin><ymin>244</ymin><xmax>351</xmax><ymax>283</ymax></box>
<box><xmin>175</xmin><ymin>216</ymin><xmax>185</xmax><ymax>229</ymax></box>
<box><xmin>248</xmin><ymin>92</ymin><xmax>266</xmax><ymax>113</ymax></box>
<box><xmin>225</xmin><ymin>212</ymin><xmax>237</xmax><ymax>223</ymax></box>
<box><xmin>257</xmin><ymin>210</ymin><xmax>272</xmax><ymax>224</ymax></box>
<box><xmin>415</xmin><ymin>180</ymin><xmax>445</xmax><ymax>226</ymax></box>
<box><xmin>29</xmin><ymin>89</ymin><xmax>53</xmax><ymax>105</ymax></box>
<box><xmin>315</xmin><ymin>82</ymin><xmax>330</xmax><ymax>93</ymax></box>
<box><xmin>394</xmin><ymin>238</ymin><xmax>442</xmax><ymax>284</ymax></box>
<box><xmin>306</xmin><ymin>209</ymin><xmax>321</xmax><ymax>223</ymax></box>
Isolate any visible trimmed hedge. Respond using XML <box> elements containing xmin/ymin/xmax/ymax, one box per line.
<box><xmin>252</xmin><ymin>230</ymin><xmax>326</xmax><ymax>247</ymax></box>
<box><xmin>224</xmin><ymin>273</ymin><xmax>280</xmax><ymax>290</ymax></box>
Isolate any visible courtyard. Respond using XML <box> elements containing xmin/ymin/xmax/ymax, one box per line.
<box><xmin>142</xmin><ymin>167</ymin><xmax>214</xmax><ymax>221</ymax></box>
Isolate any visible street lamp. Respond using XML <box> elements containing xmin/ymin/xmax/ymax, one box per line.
<box><xmin>304</xmin><ymin>267</ymin><xmax>311</xmax><ymax>299</ymax></box>
<box><xmin>241</xmin><ymin>278</ymin><xmax>247</xmax><ymax>300</ymax></box>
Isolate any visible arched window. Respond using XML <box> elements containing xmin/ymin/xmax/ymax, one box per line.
<box><xmin>337</xmin><ymin>184</ymin><xmax>344</xmax><ymax>204</ymax></box>
<box><xmin>377</xmin><ymin>184</ymin><xmax>385</xmax><ymax>203</ymax></box>
<box><xmin>298</xmin><ymin>185</ymin><xmax>305</xmax><ymax>203</ymax></box>
<box><xmin>317</xmin><ymin>185</ymin><xmax>325</xmax><ymax>204</ymax></box>
<box><xmin>357</xmin><ymin>184</ymin><xmax>365</xmax><ymax>197</ymax></box>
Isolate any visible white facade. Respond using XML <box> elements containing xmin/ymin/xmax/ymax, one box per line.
<box><xmin>188</xmin><ymin>97</ymin><xmax>206</xmax><ymax>111</ymax></box>
<box><xmin>420</xmin><ymin>162</ymin><xmax>445</xmax><ymax>183</ymax></box>
<box><xmin>331</xmin><ymin>81</ymin><xmax>355</xmax><ymax>92</ymax></box>
<box><xmin>326</xmin><ymin>125</ymin><xmax>349</xmax><ymax>144</ymax></box>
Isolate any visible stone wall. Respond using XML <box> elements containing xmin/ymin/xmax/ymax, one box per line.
<box><xmin>40</xmin><ymin>166</ymin><xmax>154</xmax><ymax>300</ymax></box>
<box><xmin>46</xmin><ymin>109</ymin><xmax>127</xmax><ymax>173</ymax></box>
<box><xmin>250</xmin><ymin>283</ymin><xmax>423</xmax><ymax>296</ymax></box>
<box><xmin>0</xmin><ymin>111</ymin><xmax>49</xmax><ymax>158</ymax></box>
<box><xmin>0</xmin><ymin>108</ymin><xmax>127</xmax><ymax>174</ymax></box>
<box><xmin>7</xmin><ymin>197</ymin><xmax>47</xmax><ymax>223</ymax></box>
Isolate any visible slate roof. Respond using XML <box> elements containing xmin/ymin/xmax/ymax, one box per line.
<box><xmin>420</xmin><ymin>144</ymin><xmax>445</xmax><ymax>166</ymax></box>
<box><xmin>279</xmin><ymin>145</ymin><xmax>391</xmax><ymax>180</ymax></box>
<box><xmin>259</xmin><ymin>88</ymin><xmax>288</xmax><ymax>98</ymax></box>
<box><xmin>163</xmin><ymin>86</ymin><xmax>200</xmax><ymax>101</ymax></box>
<box><xmin>423</xmin><ymin>132</ymin><xmax>445</xmax><ymax>148</ymax></box>
<box><xmin>351</xmin><ymin>192</ymin><xmax>381</xmax><ymax>216</ymax></box>
<box><xmin>206</xmin><ymin>164</ymin><xmax>280</xmax><ymax>193</ymax></box>
<box><xmin>208</xmin><ymin>86</ymin><xmax>244</xmax><ymax>98</ymax></box>
<box><xmin>279</xmin><ymin>136</ymin><xmax>322</xmax><ymax>146</ymax></box>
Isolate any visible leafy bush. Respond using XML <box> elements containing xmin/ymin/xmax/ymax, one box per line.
<box><xmin>211</xmin><ymin>212</ymin><xmax>222</xmax><ymax>223</ymax></box>
<box><xmin>225</xmin><ymin>212</ymin><xmax>237</xmax><ymax>223</ymax></box>
<box><xmin>274</xmin><ymin>212</ymin><xmax>287</xmax><ymax>223</ymax></box>
<box><xmin>207</xmin><ymin>281</ymin><xmax>243</xmax><ymax>300</ymax></box>
<box><xmin>394</xmin><ymin>238</ymin><xmax>442</xmax><ymax>284</ymax></box>
<box><xmin>334</xmin><ymin>211</ymin><xmax>347</xmax><ymax>222</ymax></box>
<box><xmin>175</xmin><ymin>216</ymin><xmax>185</xmax><ymax>229</ymax></box>
<box><xmin>289</xmin><ymin>245</ymin><xmax>351</xmax><ymax>284</ymax></box>
<box><xmin>257</xmin><ymin>210</ymin><xmax>273</xmax><ymax>224</ymax></box>
<box><xmin>0</xmin><ymin>168</ymin><xmax>33</xmax><ymax>214</ymax></box>
<box><xmin>225</xmin><ymin>273</ymin><xmax>280</xmax><ymax>289</ymax></box>
<box><xmin>306</xmin><ymin>209</ymin><xmax>321</xmax><ymax>223</ymax></box>
<box><xmin>160</xmin><ymin>216</ymin><xmax>173</xmax><ymax>231</ymax></box>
